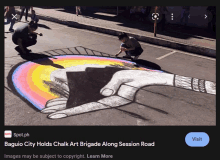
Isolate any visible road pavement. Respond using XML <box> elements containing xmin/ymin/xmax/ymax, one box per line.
<box><xmin>4</xmin><ymin>19</ymin><xmax>216</xmax><ymax>126</ymax></box>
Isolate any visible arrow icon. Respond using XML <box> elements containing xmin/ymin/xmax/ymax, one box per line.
<box><xmin>205</xmin><ymin>14</ymin><xmax>207</xmax><ymax>19</ymax></box>
<box><xmin>188</xmin><ymin>14</ymin><xmax>190</xmax><ymax>19</ymax></box>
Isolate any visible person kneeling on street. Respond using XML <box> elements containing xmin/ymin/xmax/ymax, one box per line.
<box><xmin>12</xmin><ymin>21</ymin><xmax>43</xmax><ymax>54</ymax></box>
<box><xmin>115</xmin><ymin>32</ymin><xmax>143</xmax><ymax>60</ymax></box>
<box><xmin>31</xmin><ymin>10</ymin><xmax>39</xmax><ymax>23</ymax></box>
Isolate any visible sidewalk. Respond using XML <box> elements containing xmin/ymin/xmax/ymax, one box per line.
<box><xmin>14</xmin><ymin>7</ymin><xmax>216</xmax><ymax>58</ymax></box>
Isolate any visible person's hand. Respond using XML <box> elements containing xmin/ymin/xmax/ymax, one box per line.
<box><xmin>41</xmin><ymin>68</ymin><xmax>174</xmax><ymax>119</ymax></box>
<box><xmin>120</xmin><ymin>47</ymin><xmax>127</xmax><ymax>52</ymax></box>
<box><xmin>6</xmin><ymin>6</ymin><xmax>9</xmax><ymax>12</ymax></box>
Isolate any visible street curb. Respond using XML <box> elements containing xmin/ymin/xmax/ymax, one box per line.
<box><xmin>15</xmin><ymin>10</ymin><xmax>216</xmax><ymax>58</ymax></box>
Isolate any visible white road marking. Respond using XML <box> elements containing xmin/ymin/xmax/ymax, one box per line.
<box><xmin>176</xmin><ymin>51</ymin><xmax>216</xmax><ymax>61</ymax></box>
<box><xmin>156</xmin><ymin>51</ymin><xmax>176</xmax><ymax>60</ymax></box>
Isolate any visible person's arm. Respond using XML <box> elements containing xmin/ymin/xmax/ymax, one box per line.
<box><xmin>115</xmin><ymin>48</ymin><xmax>122</xmax><ymax>56</ymax></box>
<box><xmin>4</xmin><ymin>6</ymin><xmax>9</xmax><ymax>17</ymax></box>
<box><xmin>6</xmin><ymin>6</ymin><xmax>9</xmax><ymax>12</ymax></box>
<box><xmin>30</xmin><ymin>31</ymin><xmax>43</xmax><ymax>36</ymax></box>
<box><xmin>17</xmin><ymin>38</ymin><xmax>27</xmax><ymax>53</ymax></box>
<box><xmin>124</xmin><ymin>47</ymin><xmax>135</xmax><ymax>51</ymax></box>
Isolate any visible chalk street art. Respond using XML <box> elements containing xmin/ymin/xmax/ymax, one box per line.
<box><xmin>9</xmin><ymin>50</ymin><xmax>216</xmax><ymax>120</ymax></box>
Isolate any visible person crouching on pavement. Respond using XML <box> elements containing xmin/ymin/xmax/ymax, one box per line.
<box><xmin>31</xmin><ymin>10</ymin><xmax>39</xmax><ymax>23</ymax></box>
<box><xmin>115</xmin><ymin>32</ymin><xmax>143</xmax><ymax>60</ymax></box>
<box><xmin>12</xmin><ymin>21</ymin><xmax>43</xmax><ymax>54</ymax></box>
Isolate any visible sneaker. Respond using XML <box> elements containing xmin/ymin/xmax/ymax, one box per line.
<box><xmin>26</xmin><ymin>49</ymin><xmax>32</xmax><ymax>52</ymax></box>
<box><xmin>134</xmin><ymin>63</ymin><xmax>139</xmax><ymax>67</ymax></box>
<box><xmin>9</xmin><ymin>28</ymin><xmax>14</xmax><ymax>32</ymax></box>
<box><xmin>133</xmin><ymin>55</ymin><xmax>140</xmax><ymax>60</ymax></box>
<box><xmin>24</xmin><ymin>48</ymin><xmax>31</xmax><ymax>53</ymax></box>
<box><xmin>15</xmin><ymin>46</ymin><xmax>21</xmax><ymax>52</ymax></box>
<box><xmin>15</xmin><ymin>46</ymin><xmax>25</xmax><ymax>54</ymax></box>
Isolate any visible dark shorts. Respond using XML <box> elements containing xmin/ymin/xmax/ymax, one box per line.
<box><xmin>121</xmin><ymin>43</ymin><xmax>143</xmax><ymax>56</ymax></box>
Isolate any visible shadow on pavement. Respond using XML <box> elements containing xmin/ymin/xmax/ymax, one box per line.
<box><xmin>37</xmin><ymin>23</ymin><xmax>51</xmax><ymax>29</ymax></box>
<box><xmin>18</xmin><ymin>52</ymin><xmax>64</xmax><ymax>69</ymax></box>
<box><xmin>132</xmin><ymin>59</ymin><xmax>161</xmax><ymax>70</ymax></box>
<box><xmin>4</xmin><ymin>31</ymin><xmax>13</xmax><ymax>33</ymax></box>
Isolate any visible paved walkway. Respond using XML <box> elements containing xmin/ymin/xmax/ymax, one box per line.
<box><xmin>14</xmin><ymin>7</ymin><xmax>216</xmax><ymax>57</ymax></box>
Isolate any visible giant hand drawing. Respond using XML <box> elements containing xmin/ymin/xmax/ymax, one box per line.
<box><xmin>41</xmin><ymin>65</ymin><xmax>215</xmax><ymax>119</ymax></box>
<box><xmin>9</xmin><ymin>54</ymin><xmax>215</xmax><ymax>120</ymax></box>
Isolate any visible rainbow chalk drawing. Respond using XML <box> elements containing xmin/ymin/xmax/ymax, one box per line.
<box><xmin>12</xmin><ymin>55</ymin><xmax>160</xmax><ymax>111</ymax></box>
<box><xmin>11</xmin><ymin>55</ymin><xmax>215</xmax><ymax>119</ymax></box>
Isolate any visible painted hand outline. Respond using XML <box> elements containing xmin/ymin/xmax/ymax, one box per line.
<box><xmin>41</xmin><ymin>65</ymin><xmax>215</xmax><ymax>119</ymax></box>
<box><xmin>41</xmin><ymin>66</ymin><xmax>174</xmax><ymax>119</ymax></box>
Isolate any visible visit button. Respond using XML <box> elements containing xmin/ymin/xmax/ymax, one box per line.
<box><xmin>185</xmin><ymin>132</ymin><xmax>209</xmax><ymax>147</ymax></box>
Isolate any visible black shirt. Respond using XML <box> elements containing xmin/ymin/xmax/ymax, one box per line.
<box><xmin>13</xmin><ymin>23</ymin><xmax>29</xmax><ymax>42</ymax></box>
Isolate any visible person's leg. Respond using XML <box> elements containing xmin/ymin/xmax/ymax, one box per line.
<box><xmin>22</xmin><ymin>37</ymin><xmax>37</xmax><ymax>52</ymax></box>
<box><xmin>25</xmin><ymin>7</ymin><xmax>29</xmax><ymax>21</ymax></box>
<box><xmin>79</xmin><ymin>7</ymin><xmax>82</xmax><ymax>14</ymax></box>
<box><xmin>12</xmin><ymin>35</ymin><xmax>23</xmax><ymax>53</ymax></box>
<box><xmin>12</xmin><ymin>34</ymin><xmax>18</xmax><ymax>45</ymax></box>
<box><xmin>121</xmin><ymin>43</ymin><xmax>131</xmax><ymax>58</ymax></box>
<box><xmin>76</xmin><ymin>6</ymin><xmax>78</xmax><ymax>16</ymax></box>
<box><xmin>19</xmin><ymin>8</ymin><xmax>25</xmax><ymax>20</ymax></box>
<box><xmin>9</xmin><ymin>19</ymin><xmax>15</xmax><ymax>31</ymax></box>
<box><xmin>133</xmin><ymin>55</ymin><xmax>140</xmax><ymax>60</ymax></box>
<box><xmin>130</xmin><ymin>47</ymin><xmax>143</xmax><ymax>60</ymax></box>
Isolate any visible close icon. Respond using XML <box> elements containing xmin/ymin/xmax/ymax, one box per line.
<box><xmin>12</xmin><ymin>14</ymin><xmax>17</xmax><ymax>20</ymax></box>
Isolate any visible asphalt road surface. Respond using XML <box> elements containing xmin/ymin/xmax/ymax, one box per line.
<box><xmin>4</xmin><ymin>19</ymin><xmax>216</xmax><ymax>126</ymax></box>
